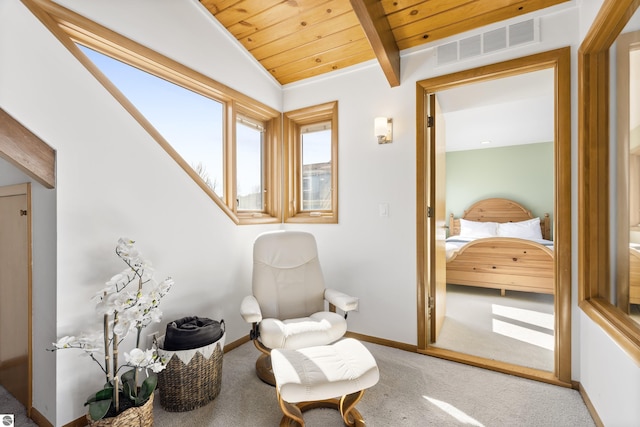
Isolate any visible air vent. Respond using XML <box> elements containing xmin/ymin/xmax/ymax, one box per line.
<box><xmin>438</xmin><ymin>42</ymin><xmax>458</xmax><ymax>64</ymax></box>
<box><xmin>509</xmin><ymin>19</ymin><xmax>535</xmax><ymax>46</ymax></box>
<box><xmin>459</xmin><ymin>35</ymin><xmax>481</xmax><ymax>60</ymax></box>
<box><xmin>437</xmin><ymin>18</ymin><xmax>538</xmax><ymax>66</ymax></box>
<box><xmin>484</xmin><ymin>27</ymin><xmax>507</xmax><ymax>53</ymax></box>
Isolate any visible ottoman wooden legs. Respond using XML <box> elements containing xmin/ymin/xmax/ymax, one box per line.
<box><xmin>271</xmin><ymin>339</ymin><xmax>379</xmax><ymax>427</ymax></box>
<box><xmin>277</xmin><ymin>390</ymin><xmax>367</xmax><ymax>427</ymax></box>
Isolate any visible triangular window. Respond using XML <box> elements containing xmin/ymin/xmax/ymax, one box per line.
<box><xmin>78</xmin><ymin>45</ymin><xmax>225</xmax><ymax>198</ymax></box>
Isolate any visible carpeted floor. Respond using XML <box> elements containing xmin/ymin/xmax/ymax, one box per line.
<box><xmin>153</xmin><ymin>340</ymin><xmax>594</xmax><ymax>427</ymax></box>
<box><xmin>0</xmin><ymin>385</ymin><xmax>36</xmax><ymax>427</ymax></box>
<box><xmin>1</xmin><ymin>338</ymin><xmax>595</xmax><ymax>426</ymax></box>
<box><xmin>435</xmin><ymin>284</ymin><xmax>555</xmax><ymax>371</ymax></box>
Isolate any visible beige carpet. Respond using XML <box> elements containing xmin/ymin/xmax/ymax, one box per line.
<box><xmin>153</xmin><ymin>340</ymin><xmax>593</xmax><ymax>427</ymax></box>
<box><xmin>0</xmin><ymin>385</ymin><xmax>36</xmax><ymax>427</ymax></box>
<box><xmin>435</xmin><ymin>284</ymin><xmax>555</xmax><ymax>371</ymax></box>
<box><xmin>1</xmin><ymin>337</ymin><xmax>594</xmax><ymax>426</ymax></box>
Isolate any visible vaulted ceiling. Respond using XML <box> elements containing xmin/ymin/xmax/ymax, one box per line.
<box><xmin>200</xmin><ymin>0</ymin><xmax>569</xmax><ymax>86</ymax></box>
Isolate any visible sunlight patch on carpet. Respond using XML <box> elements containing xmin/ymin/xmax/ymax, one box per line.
<box><xmin>492</xmin><ymin>318</ymin><xmax>554</xmax><ymax>350</ymax></box>
<box><xmin>491</xmin><ymin>304</ymin><xmax>554</xmax><ymax>330</ymax></box>
<box><xmin>490</xmin><ymin>303</ymin><xmax>554</xmax><ymax>350</ymax></box>
<box><xmin>423</xmin><ymin>396</ymin><xmax>485</xmax><ymax>426</ymax></box>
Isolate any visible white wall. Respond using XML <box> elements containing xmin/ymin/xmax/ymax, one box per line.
<box><xmin>579</xmin><ymin>312</ymin><xmax>640</xmax><ymax>425</ymax></box>
<box><xmin>0</xmin><ymin>155</ymin><xmax>57</xmax><ymax>422</ymax></box>
<box><xmin>282</xmin><ymin>1</ymin><xmax>578</xmax><ymax>346</ymax></box>
<box><xmin>1</xmin><ymin>1</ymin><xmax>279</xmax><ymax>424</ymax></box>
<box><xmin>2</xmin><ymin>0</ymin><xmax>640</xmax><ymax>425</ymax></box>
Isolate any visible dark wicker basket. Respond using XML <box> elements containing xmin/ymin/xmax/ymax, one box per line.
<box><xmin>157</xmin><ymin>334</ymin><xmax>224</xmax><ymax>412</ymax></box>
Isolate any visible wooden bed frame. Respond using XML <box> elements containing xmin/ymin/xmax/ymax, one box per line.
<box><xmin>447</xmin><ymin>198</ymin><xmax>554</xmax><ymax>296</ymax></box>
<box><xmin>629</xmin><ymin>247</ymin><xmax>640</xmax><ymax>305</ymax></box>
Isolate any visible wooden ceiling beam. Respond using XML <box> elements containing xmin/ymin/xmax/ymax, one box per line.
<box><xmin>349</xmin><ymin>0</ymin><xmax>400</xmax><ymax>87</ymax></box>
<box><xmin>0</xmin><ymin>109</ymin><xmax>56</xmax><ymax>189</ymax></box>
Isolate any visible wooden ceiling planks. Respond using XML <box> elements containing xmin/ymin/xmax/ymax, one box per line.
<box><xmin>241</xmin><ymin>2</ymin><xmax>355</xmax><ymax>53</ymax></box>
<box><xmin>200</xmin><ymin>0</ymin><xmax>570</xmax><ymax>86</ymax></box>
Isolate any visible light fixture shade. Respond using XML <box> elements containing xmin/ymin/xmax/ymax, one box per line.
<box><xmin>375</xmin><ymin>117</ymin><xmax>392</xmax><ymax>144</ymax></box>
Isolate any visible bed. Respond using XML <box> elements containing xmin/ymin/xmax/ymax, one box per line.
<box><xmin>446</xmin><ymin>198</ymin><xmax>554</xmax><ymax>296</ymax></box>
<box><xmin>629</xmin><ymin>246</ymin><xmax>640</xmax><ymax>305</ymax></box>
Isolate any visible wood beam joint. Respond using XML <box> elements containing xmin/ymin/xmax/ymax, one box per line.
<box><xmin>350</xmin><ymin>0</ymin><xmax>401</xmax><ymax>87</ymax></box>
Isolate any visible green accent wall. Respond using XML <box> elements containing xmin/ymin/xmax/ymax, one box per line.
<box><xmin>446</xmin><ymin>142</ymin><xmax>554</xmax><ymax>234</ymax></box>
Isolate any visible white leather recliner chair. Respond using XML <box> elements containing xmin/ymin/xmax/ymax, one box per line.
<box><xmin>240</xmin><ymin>230</ymin><xmax>359</xmax><ymax>385</ymax></box>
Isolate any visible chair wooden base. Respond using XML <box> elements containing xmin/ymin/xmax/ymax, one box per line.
<box><xmin>255</xmin><ymin>353</ymin><xmax>276</xmax><ymax>386</ymax></box>
<box><xmin>277</xmin><ymin>390</ymin><xmax>367</xmax><ymax>427</ymax></box>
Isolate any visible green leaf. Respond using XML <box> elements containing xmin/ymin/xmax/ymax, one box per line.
<box><xmin>121</xmin><ymin>369</ymin><xmax>135</xmax><ymax>383</ymax></box>
<box><xmin>85</xmin><ymin>387</ymin><xmax>114</xmax><ymax>405</ymax></box>
<box><xmin>121</xmin><ymin>369</ymin><xmax>137</xmax><ymax>399</ymax></box>
<box><xmin>88</xmin><ymin>399</ymin><xmax>111</xmax><ymax>421</ymax></box>
<box><xmin>135</xmin><ymin>374</ymin><xmax>158</xmax><ymax>405</ymax></box>
<box><xmin>122</xmin><ymin>369</ymin><xmax>136</xmax><ymax>390</ymax></box>
<box><xmin>141</xmin><ymin>373</ymin><xmax>157</xmax><ymax>394</ymax></box>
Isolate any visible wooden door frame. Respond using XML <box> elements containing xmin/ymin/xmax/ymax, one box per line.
<box><xmin>416</xmin><ymin>47</ymin><xmax>572</xmax><ymax>387</ymax></box>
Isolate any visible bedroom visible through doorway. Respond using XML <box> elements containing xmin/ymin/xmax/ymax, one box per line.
<box><xmin>441</xmin><ymin>93</ymin><xmax>555</xmax><ymax>369</ymax></box>
<box><xmin>416</xmin><ymin>47</ymin><xmax>572</xmax><ymax>386</ymax></box>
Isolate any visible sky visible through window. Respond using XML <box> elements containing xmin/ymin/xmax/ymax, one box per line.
<box><xmin>78</xmin><ymin>44</ymin><xmax>331</xmax><ymax>205</ymax></box>
<box><xmin>236</xmin><ymin>121</ymin><xmax>262</xmax><ymax>206</ymax></box>
<box><xmin>78</xmin><ymin>45</ymin><xmax>225</xmax><ymax>196</ymax></box>
<box><xmin>302</xmin><ymin>128</ymin><xmax>332</xmax><ymax>209</ymax></box>
<box><xmin>302</xmin><ymin>129</ymin><xmax>331</xmax><ymax>166</ymax></box>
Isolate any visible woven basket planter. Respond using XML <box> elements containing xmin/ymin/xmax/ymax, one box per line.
<box><xmin>85</xmin><ymin>391</ymin><xmax>153</xmax><ymax>427</ymax></box>
<box><xmin>157</xmin><ymin>333</ymin><xmax>225</xmax><ymax>412</ymax></box>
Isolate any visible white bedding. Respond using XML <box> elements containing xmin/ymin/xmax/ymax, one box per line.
<box><xmin>445</xmin><ymin>236</ymin><xmax>555</xmax><ymax>261</ymax></box>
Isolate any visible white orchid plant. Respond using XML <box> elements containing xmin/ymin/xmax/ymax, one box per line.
<box><xmin>50</xmin><ymin>238</ymin><xmax>173</xmax><ymax>421</ymax></box>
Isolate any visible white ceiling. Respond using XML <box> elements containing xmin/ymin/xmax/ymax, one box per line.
<box><xmin>437</xmin><ymin>68</ymin><xmax>555</xmax><ymax>152</ymax></box>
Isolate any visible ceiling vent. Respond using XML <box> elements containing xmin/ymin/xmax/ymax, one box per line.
<box><xmin>437</xmin><ymin>18</ymin><xmax>538</xmax><ymax>66</ymax></box>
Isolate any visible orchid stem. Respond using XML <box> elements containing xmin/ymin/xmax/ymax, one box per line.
<box><xmin>113</xmin><ymin>312</ymin><xmax>120</xmax><ymax>413</ymax></box>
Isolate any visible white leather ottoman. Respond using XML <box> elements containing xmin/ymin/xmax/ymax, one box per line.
<box><xmin>271</xmin><ymin>338</ymin><xmax>379</xmax><ymax>427</ymax></box>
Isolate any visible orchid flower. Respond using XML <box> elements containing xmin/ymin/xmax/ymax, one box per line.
<box><xmin>49</xmin><ymin>238</ymin><xmax>172</xmax><ymax>420</ymax></box>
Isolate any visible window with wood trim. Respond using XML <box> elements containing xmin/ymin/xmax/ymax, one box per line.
<box><xmin>579</xmin><ymin>0</ymin><xmax>640</xmax><ymax>364</ymax></box>
<box><xmin>230</xmin><ymin>105</ymin><xmax>281</xmax><ymax>222</ymax></box>
<box><xmin>235</xmin><ymin>114</ymin><xmax>265</xmax><ymax>211</ymax></box>
<box><xmin>33</xmin><ymin>1</ymin><xmax>281</xmax><ymax>225</ymax></box>
<box><xmin>284</xmin><ymin>102</ymin><xmax>338</xmax><ymax>223</ymax></box>
<box><xmin>78</xmin><ymin>45</ymin><xmax>226</xmax><ymax>198</ymax></box>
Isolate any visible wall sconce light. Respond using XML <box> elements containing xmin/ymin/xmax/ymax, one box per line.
<box><xmin>375</xmin><ymin>117</ymin><xmax>393</xmax><ymax>144</ymax></box>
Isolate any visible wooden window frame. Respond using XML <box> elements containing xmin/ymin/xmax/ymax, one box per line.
<box><xmin>24</xmin><ymin>0</ymin><xmax>282</xmax><ymax>225</ymax></box>
<box><xmin>578</xmin><ymin>0</ymin><xmax>640</xmax><ymax>363</ymax></box>
<box><xmin>231</xmin><ymin>103</ymin><xmax>281</xmax><ymax>222</ymax></box>
<box><xmin>284</xmin><ymin>101</ymin><xmax>338</xmax><ymax>224</ymax></box>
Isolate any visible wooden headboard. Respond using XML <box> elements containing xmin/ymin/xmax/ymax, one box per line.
<box><xmin>449</xmin><ymin>198</ymin><xmax>552</xmax><ymax>240</ymax></box>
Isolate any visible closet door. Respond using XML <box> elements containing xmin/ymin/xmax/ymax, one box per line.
<box><xmin>0</xmin><ymin>188</ymin><xmax>29</xmax><ymax>406</ymax></box>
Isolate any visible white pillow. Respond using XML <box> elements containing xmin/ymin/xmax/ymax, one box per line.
<box><xmin>459</xmin><ymin>218</ymin><xmax>498</xmax><ymax>238</ymax></box>
<box><xmin>497</xmin><ymin>217</ymin><xmax>543</xmax><ymax>240</ymax></box>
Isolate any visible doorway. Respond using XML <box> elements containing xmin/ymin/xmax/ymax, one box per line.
<box><xmin>416</xmin><ymin>48</ymin><xmax>572</xmax><ymax>386</ymax></box>
<box><xmin>0</xmin><ymin>183</ymin><xmax>31</xmax><ymax>409</ymax></box>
